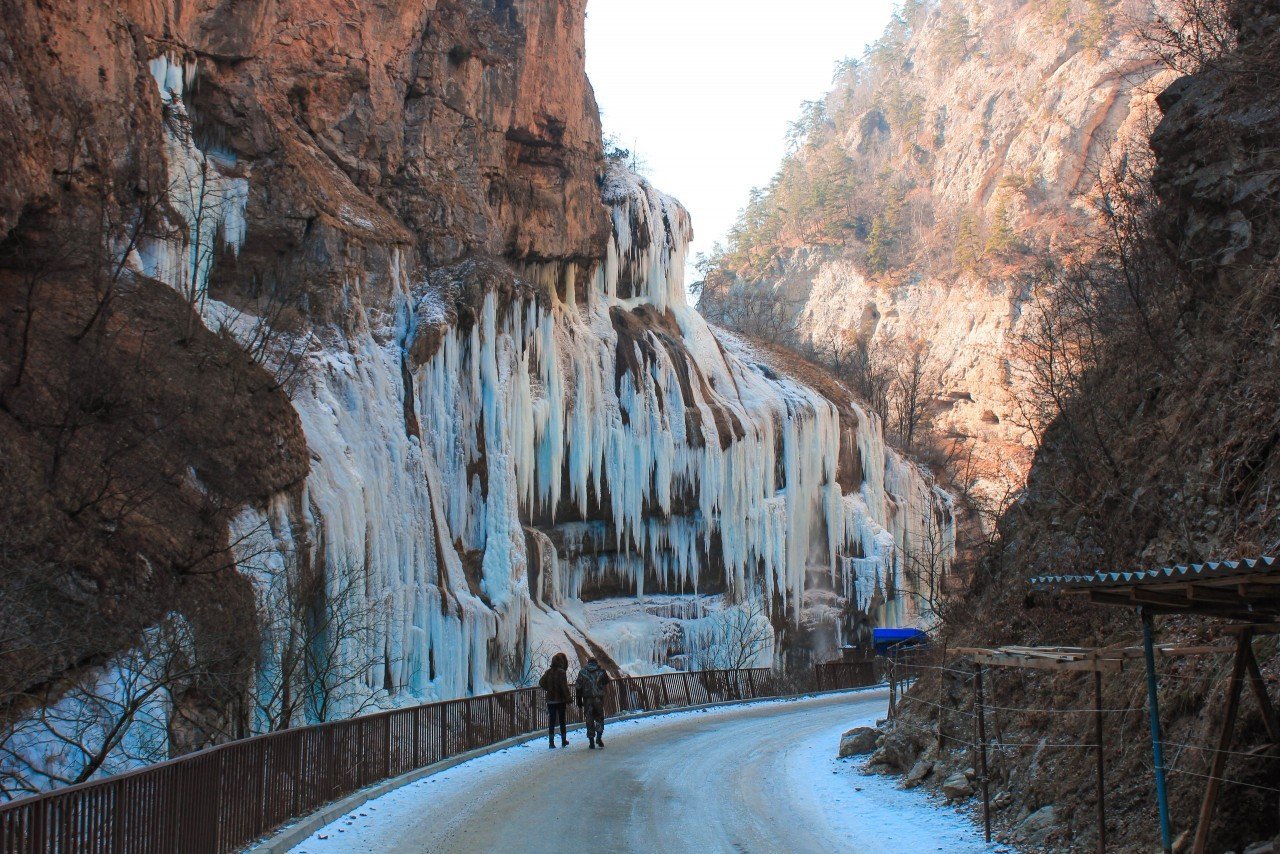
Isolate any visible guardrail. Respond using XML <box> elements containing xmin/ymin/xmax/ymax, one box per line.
<box><xmin>0</xmin><ymin>664</ymin><xmax>878</xmax><ymax>852</ymax></box>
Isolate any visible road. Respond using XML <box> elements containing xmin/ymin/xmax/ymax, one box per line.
<box><xmin>292</xmin><ymin>689</ymin><xmax>992</xmax><ymax>853</ymax></box>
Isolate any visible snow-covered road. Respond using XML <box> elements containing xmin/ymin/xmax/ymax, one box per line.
<box><xmin>291</xmin><ymin>689</ymin><xmax>993</xmax><ymax>853</ymax></box>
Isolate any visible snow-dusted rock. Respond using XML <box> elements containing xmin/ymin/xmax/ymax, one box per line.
<box><xmin>838</xmin><ymin>726</ymin><xmax>880</xmax><ymax>757</ymax></box>
<box><xmin>941</xmin><ymin>772</ymin><xmax>975</xmax><ymax>801</ymax></box>
<box><xmin>903</xmin><ymin>758</ymin><xmax>934</xmax><ymax>787</ymax></box>
<box><xmin>868</xmin><ymin>728</ymin><xmax>919</xmax><ymax>772</ymax></box>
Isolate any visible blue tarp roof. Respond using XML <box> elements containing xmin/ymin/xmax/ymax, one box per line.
<box><xmin>873</xmin><ymin>627</ymin><xmax>927</xmax><ymax>641</ymax></box>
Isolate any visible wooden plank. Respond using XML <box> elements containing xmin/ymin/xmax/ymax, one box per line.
<box><xmin>1130</xmin><ymin>588</ymin><xmax>1195</xmax><ymax>609</ymax></box>
<box><xmin>1222</xmin><ymin>622</ymin><xmax>1280</xmax><ymax>635</ymax></box>
<box><xmin>1189</xmin><ymin>585</ymin><xmax>1250</xmax><ymax>604</ymax></box>
<box><xmin>967</xmin><ymin>652</ymin><xmax>1123</xmax><ymax>673</ymax></box>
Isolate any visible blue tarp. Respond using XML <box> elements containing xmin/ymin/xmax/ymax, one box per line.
<box><xmin>872</xmin><ymin>627</ymin><xmax>928</xmax><ymax>653</ymax></box>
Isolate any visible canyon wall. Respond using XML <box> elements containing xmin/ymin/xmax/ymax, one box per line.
<box><xmin>865</xmin><ymin>2</ymin><xmax>1280</xmax><ymax>849</ymax></box>
<box><xmin>0</xmin><ymin>0</ymin><xmax>952</xmax><ymax>792</ymax></box>
<box><xmin>698</xmin><ymin>0</ymin><xmax>1177</xmax><ymax>502</ymax></box>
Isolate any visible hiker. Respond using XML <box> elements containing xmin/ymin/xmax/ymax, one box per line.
<box><xmin>539</xmin><ymin>652</ymin><xmax>572</xmax><ymax>749</ymax></box>
<box><xmin>575</xmin><ymin>657</ymin><xmax>611</xmax><ymax>749</ymax></box>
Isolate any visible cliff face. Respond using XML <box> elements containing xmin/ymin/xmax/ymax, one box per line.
<box><xmin>697</xmin><ymin>0</ymin><xmax>1175</xmax><ymax>503</ymax></box>
<box><xmin>1</xmin><ymin>0</ymin><xmax>606</xmax><ymax>268</ymax></box>
<box><xmin>884</xmin><ymin>2</ymin><xmax>1280</xmax><ymax>849</ymax></box>
<box><xmin>0</xmin><ymin>0</ymin><xmax>954</xmax><ymax>794</ymax></box>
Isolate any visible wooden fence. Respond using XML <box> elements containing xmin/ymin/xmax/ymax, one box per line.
<box><xmin>0</xmin><ymin>664</ymin><xmax>879</xmax><ymax>852</ymax></box>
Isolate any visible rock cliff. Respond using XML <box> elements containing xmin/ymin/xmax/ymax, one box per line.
<box><xmin>697</xmin><ymin>0</ymin><xmax>1177</xmax><ymax>504</ymax></box>
<box><xmin>0</xmin><ymin>0</ymin><xmax>953</xmax><ymax>794</ymax></box>
<box><xmin>886</xmin><ymin>1</ymin><xmax>1280</xmax><ymax>848</ymax></box>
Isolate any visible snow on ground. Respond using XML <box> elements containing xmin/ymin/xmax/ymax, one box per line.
<box><xmin>792</xmin><ymin>703</ymin><xmax>999</xmax><ymax>852</ymax></box>
<box><xmin>290</xmin><ymin>690</ymin><xmax>1001</xmax><ymax>853</ymax></box>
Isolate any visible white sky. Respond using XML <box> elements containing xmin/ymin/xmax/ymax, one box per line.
<box><xmin>585</xmin><ymin>0</ymin><xmax>897</xmax><ymax>291</ymax></box>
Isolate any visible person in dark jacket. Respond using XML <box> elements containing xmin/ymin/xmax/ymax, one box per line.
<box><xmin>574</xmin><ymin>657</ymin><xmax>611</xmax><ymax>749</ymax></box>
<box><xmin>538</xmin><ymin>652</ymin><xmax>572</xmax><ymax>749</ymax></box>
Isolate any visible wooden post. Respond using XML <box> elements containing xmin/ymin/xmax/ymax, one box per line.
<box><xmin>888</xmin><ymin>659</ymin><xmax>898</xmax><ymax>719</ymax></box>
<box><xmin>1192</xmin><ymin>629</ymin><xmax>1250</xmax><ymax>854</ymax></box>
<box><xmin>974</xmin><ymin>663</ymin><xmax>991</xmax><ymax>843</ymax></box>
<box><xmin>1093</xmin><ymin>669</ymin><xmax>1106</xmax><ymax>854</ymax></box>
<box><xmin>1141</xmin><ymin>610</ymin><xmax>1173</xmax><ymax>854</ymax></box>
<box><xmin>1243</xmin><ymin>638</ymin><xmax>1280</xmax><ymax>742</ymax></box>
<box><xmin>936</xmin><ymin>646</ymin><xmax>946</xmax><ymax>752</ymax></box>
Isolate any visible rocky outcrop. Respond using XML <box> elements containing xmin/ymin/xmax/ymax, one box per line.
<box><xmin>0</xmin><ymin>0</ymin><xmax>607</xmax><ymax>270</ymax></box>
<box><xmin>0</xmin><ymin>0</ymin><xmax>608</xmax><ymax>788</ymax></box>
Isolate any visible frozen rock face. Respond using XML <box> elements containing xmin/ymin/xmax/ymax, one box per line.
<box><xmin>0</xmin><ymin>0</ymin><xmax>606</xmax><ymax>769</ymax></box>
<box><xmin>246</xmin><ymin>165</ymin><xmax>955</xmax><ymax>712</ymax></box>
<box><xmin>0</xmin><ymin>0</ymin><xmax>953</xmax><ymax>788</ymax></box>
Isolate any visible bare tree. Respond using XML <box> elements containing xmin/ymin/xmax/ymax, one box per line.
<box><xmin>695</xmin><ymin>277</ymin><xmax>802</xmax><ymax>346</ymax></box>
<box><xmin>0</xmin><ymin>614</ymin><xmax>218</xmax><ymax>798</ymax></box>
<box><xmin>688</xmin><ymin>597</ymin><xmax>774</xmax><ymax>671</ymax></box>
<box><xmin>888</xmin><ymin>340</ymin><xmax>939</xmax><ymax>453</ymax></box>
<box><xmin>900</xmin><ymin>519</ymin><xmax>953</xmax><ymax>626</ymax></box>
<box><xmin>804</xmin><ymin>328</ymin><xmax>893</xmax><ymax>424</ymax></box>
<box><xmin>1138</xmin><ymin>0</ymin><xmax>1237</xmax><ymax>74</ymax></box>
<box><xmin>252</xmin><ymin>547</ymin><xmax>390</xmax><ymax>731</ymax></box>
<box><xmin>498</xmin><ymin>641</ymin><xmax>563</xmax><ymax>689</ymax></box>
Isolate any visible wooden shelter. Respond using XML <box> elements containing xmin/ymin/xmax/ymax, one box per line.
<box><xmin>955</xmin><ymin>642</ymin><xmax>1231</xmax><ymax>852</ymax></box>
<box><xmin>1029</xmin><ymin>556</ymin><xmax>1280</xmax><ymax>854</ymax></box>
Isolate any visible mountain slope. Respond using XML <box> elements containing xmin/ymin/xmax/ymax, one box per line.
<box><xmin>697</xmin><ymin>0</ymin><xmax>1175</xmax><ymax>505</ymax></box>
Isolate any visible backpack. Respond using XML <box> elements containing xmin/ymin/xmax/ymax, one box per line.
<box><xmin>577</xmin><ymin>666</ymin><xmax>609</xmax><ymax>701</ymax></box>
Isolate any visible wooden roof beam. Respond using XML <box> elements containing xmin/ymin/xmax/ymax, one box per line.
<box><xmin>1130</xmin><ymin>588</ymin><xmax>1195</xmax><ymax>609</ymax></box>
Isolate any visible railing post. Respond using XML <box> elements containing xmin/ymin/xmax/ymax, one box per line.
<box><xmin>413</xmin><ymin>707</ymin><xmax>422</xmax><ymax>768</ymax></box>
<box><xmin>385</xmin><ymin>715</ymin><xmax>393</xmax><ymax>780</ymax></box>
<box><xmin>211</xmin><ymin>747</ymin><xmax>225</xmax><ymax>854</ymax></box>
<box><xmin>113</xmin><ymin>778</ymin><xmax>126</xmax><ymax>854</ymax></box>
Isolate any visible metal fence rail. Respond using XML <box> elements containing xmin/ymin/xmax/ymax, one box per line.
<box><xmin>0</xmin><ymin>665</ymin><xmax>877</xmax><ymax>853</ymax></box>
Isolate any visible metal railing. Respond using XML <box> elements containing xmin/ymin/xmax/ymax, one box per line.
<box><xmin>0</xmin><ymin>664</ymin><xmax>878</xmax><ymax>852</ymax></box>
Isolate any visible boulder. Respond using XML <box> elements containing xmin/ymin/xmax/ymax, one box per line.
<box><xmin>838</xmin><ymin>726</ymin><xmax>881</xmax><ymax>758</ymax></box>
<box><xmin>942</xmin><ymin>772</ymin><xmax>975</xmax><ymax>801</ymax></box>
<box><xmin>903</xmin><ymin>758</ymin><xmax>934</xmax><ymax>787</ymax></box>
<box><xmin>1017</xmin><ymin>805</ymin><xmax>1057</xmax><ymax>846</ymax></box>
<box><xmin>866</xmin><ymin>728</ymin><xmax>919</xmax><ymax>772</ymax></box>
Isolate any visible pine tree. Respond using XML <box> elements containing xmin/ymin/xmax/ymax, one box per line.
<box><xmin>955</xmin><ymin>212</ymin><xmax>981</xmax><ymax>270</ymax></box>
<box><xmin>984</xmin><ymin>199</ymin><xmax>1017</xmax><ymax>258</ymax></box>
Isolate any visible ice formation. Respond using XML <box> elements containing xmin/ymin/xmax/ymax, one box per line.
<box><xmin>240</xmin><ymin>163</ymin><xmax>956</xmax><ymax>711</ymax></box>
<box><xmin>6</xmin><ymin>41</ymin><xmax>960</xmax><ymax>797</ymax></box>
<box><xmin>134</xmin><ymin>55</ymin><xmax>955</xmax><ymax>719</ymax></box>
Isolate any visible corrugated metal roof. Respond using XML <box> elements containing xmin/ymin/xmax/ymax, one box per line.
<box><xmin>1029</xmin><ymin>555</ymin><xmax>1278</xmax><ymax>591</ymax></box>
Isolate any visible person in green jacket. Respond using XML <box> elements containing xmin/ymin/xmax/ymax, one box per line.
<box><xmin>574</xmin><ymin>658</ymin><xmax>611</xmax><ymax>749</ymax></box>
